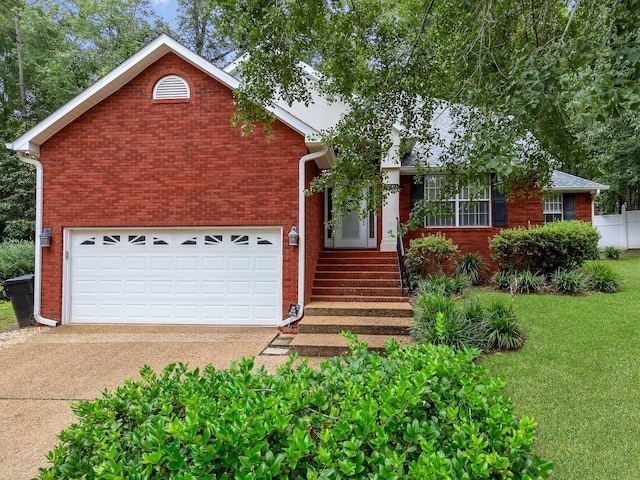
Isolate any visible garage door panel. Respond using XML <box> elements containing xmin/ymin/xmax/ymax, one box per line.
<box><xmin>125</xmin><ymin>280</ymin><xmax>147</xmax><ymax>294</ymax></box>
<box><xmin>255</xmin><ymin>281</ymin><xmax>278</xmax><ymax>295</ymax></box>
<box><xmin>203</xmin><ymin>281</ymin><xmax>225</xmax><ymax>294</ymax></box>
<box><xmin>68</xmin><ymin>228</ymin><xmax>282</xmax><ymax>325</ymax></box>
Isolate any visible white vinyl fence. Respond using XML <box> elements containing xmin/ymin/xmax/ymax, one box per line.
<box><xmin>593</xmin><ymin>206</ymin><xmax>640</xmax><ymax>249</ymax></box>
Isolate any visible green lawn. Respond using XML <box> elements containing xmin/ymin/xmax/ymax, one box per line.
<box><xmin>0</xmin><ymin>300</ymin><xmax>17</xmax><ymax>330</ymax></box>
<box><xmin>479</xmin><ymin>252</ymin><xmax>640</xmax><ymax>479</ymax></box>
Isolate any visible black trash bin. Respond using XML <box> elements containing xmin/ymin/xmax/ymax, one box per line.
<box><xmin>2</xmin><ymin>274</ymin><xmax>35</xmax><ymax>328</ymax></box>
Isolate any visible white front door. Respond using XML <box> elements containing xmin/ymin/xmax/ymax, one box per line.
<box><xmin>325</xmin><ymin>188</ymin><xmax>377</xmax><ymax>249</ymax></box>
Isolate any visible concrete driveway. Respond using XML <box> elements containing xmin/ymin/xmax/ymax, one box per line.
<box><xmin>0</xmin><ymin>324</ymin><xmax>288</xmax><ymax>479</ymax></box>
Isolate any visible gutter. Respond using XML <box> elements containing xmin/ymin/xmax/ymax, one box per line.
<box><xmin>16</xmin><ymin>152</ymin><xmax>58</xmax><ymax>327</ymax></box>
<box><xmin>279</xmin><ymin>144</ymin><xmax>329</xmax><ymax>327</ymax></box>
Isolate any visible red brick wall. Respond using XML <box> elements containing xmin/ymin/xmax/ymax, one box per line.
<box><xmin>399</xmin><ymin>175</ymin><xmax>594</xmax><ymax>269</ymax></box>
<box><xmin>39</xmin><ymin>53</ymin><xmax>309</xmax><ymax>321</ymax></box>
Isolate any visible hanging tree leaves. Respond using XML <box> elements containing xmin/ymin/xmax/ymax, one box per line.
<box><xmin>209</xmin><ymin>0</ymin><xmax>640</xmax><ymax>221</ymax></box>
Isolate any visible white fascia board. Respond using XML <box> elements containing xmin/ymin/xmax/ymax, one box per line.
<box><xmin>7</xmin><ymin>34</ymin><xmax>317</xmax><ymax>151</ymax></box>
<box><xmin>548</xmin><ymin>186</ymin><xmax>610</xmax><ymax>193</ymax></box>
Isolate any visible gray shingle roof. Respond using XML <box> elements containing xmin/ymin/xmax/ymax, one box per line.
<box><xmin>550</xmin><ymin>170</ymin><xmax>609</xmax><ymax>192</ymax></box>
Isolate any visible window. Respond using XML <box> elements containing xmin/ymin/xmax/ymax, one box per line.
<box><xmin>152</xmin><ymin>75</ymin><xmax>190</xmax><ymax>100</ymax></box>
<box><xmin>544</xmin><ymin>193</ymin><xmax>576</xmax><ymax>223</ymax></box>
<box><xmin>424</xmin><ymin>175</ymin><xmax>491</xmax><ymax>227</ymax></box>
<box><xmin>543</xmin><ymin>194</ymin><xmax>563</xmax><ymax>223</ymax></box>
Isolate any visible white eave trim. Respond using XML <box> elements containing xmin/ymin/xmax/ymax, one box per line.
<box><xmin>7</xmin><ymin>34</ymin><xmax>317</xmax><ymax>152</ymax></box>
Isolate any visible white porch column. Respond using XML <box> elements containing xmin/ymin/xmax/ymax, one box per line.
<box><xmin>379</xmin><ymin>130</ymin><xmax>401</xmax><ymax>252</ymax></box>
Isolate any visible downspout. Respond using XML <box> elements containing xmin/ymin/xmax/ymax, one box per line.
<box><xmin>279</xmin><ymin>145</ymin><xmax>328</xmax><ymax>327</ymax></box>
<box><xmin>17</xmin><ymin>152</ymin><xmax>58</xmax><ymax>327</ymax></box>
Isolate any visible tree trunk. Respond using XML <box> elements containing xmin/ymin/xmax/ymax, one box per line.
<box><xmin>15</xmin><ymin>7</ymin><xmax>26</xmax><ymax>116</ymax></box>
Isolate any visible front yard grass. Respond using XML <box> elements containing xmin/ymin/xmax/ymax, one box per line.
<box><xmin>479</xmin><ymin>252</ymin><xmax>640</xmax><ymax>479</ymax></box>
<box><xmin>0</xmin><ymin>300</ymin><xmax>17</xmax><ymax>330</ymax></box>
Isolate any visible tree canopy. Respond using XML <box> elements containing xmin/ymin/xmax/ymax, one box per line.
<box><xmin>210</xmin><ymin>0</ymin><xmax>640</xmax><ymax>220</ymax></box>
<box><xmin>1</xmin><ymin>0</ymin><xmax>639</xmax><ymax>238</ymax></box>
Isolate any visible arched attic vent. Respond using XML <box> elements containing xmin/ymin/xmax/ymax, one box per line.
<box><xmin>152</xmin><ymin>75</ymin><xmax>190</xmax><ymax>99</ymax></box>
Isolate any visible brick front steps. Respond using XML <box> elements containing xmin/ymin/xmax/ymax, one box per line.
<box><xmin>289</xmin><ymin>301</ymin><xmax>414</xmax><ymax>357</ymax></box>
<box><xmin>310</xmin><ymin>251</ymin><xmax>408</xmax><ymax>303</ymax></box>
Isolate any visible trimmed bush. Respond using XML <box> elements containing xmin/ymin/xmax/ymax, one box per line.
<box><xmin>405</xmin><ymin>233</ymin><xmax>458</xmax><ymax>277</ymax></box>
<box><xmin>583</xmin><ymin>262</ymin><xmax>623</xmax><ymax>293</ymax></box>
<box><xmin>36</xmin><ymin>340</ymin><xmax>552</xmax><ymax>479</ymax></box>
<box><xmin>603</xmin><ymin>246</ymin><xmax>623</xmax><ymax>260</ymax></box>
<box><xmin>490</xmin><ymin>221</ymin><xmax>600</xmax><ymax>274</ymax></box>
<box><xmin>0</xmin><ymin>240</ymin><xmax>34</xmax><ymax>282</ymax></box>
<box><xmin>454</xmin><ymin>252</ymin><xmax>486</xmax><ymax>285</ymax></box>
<box><xmin>551</xmin><ymin>268</ymin><xmax>589</xmax><ymax>295</ymax></box>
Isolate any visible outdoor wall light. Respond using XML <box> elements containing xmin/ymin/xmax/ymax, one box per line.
<box><xmin>288</xmin><ymin>226</ymin><xmax>299</xmax><ymax>246</ymax></box>
<box><xmin>39</xmin><ymin>228</ymin><xmax>52</xmax><ymax>247</ymax></box>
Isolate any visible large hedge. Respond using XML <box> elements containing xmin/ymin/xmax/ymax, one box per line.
<box><xmin>490</xmin><ymin>221</ymin><xmax>600</xmax><ymax>273</ymax></box>
<box><xmin>0</xmin><ymin>240</ymin><xmax>34</xmax><ymax>282</ymax></box>
<box><xmin>38</xmin><ymin>338</ymin><xmax>552</xmax><ymax>479</ymax></box>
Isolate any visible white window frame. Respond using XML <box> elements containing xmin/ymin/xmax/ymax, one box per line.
<box><xmin>543</xmin><ymin>193</ymin><xmax>563</xmax><ymax>223</ymax></box>
<box><xmin>424</xmin><ymin>175</ymin><xmax>491</xmax><ymax>228</ymax></box>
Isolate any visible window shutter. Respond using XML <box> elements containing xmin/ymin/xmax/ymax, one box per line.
<box><xmin>491</xmin><ymin>185</ymin><xmax>508</xmax><ymax>227</ymax></box>
<box><xmin>410</xmin><ymin>176</ymin><xmax>425</xmax><ymax>210</ymax></box>
<box><xmin>563</xmin><ymin>194</ymin><xmax>576</xmax><ymax>220</ymax></box>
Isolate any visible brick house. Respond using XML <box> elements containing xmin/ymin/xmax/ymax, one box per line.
<box><xmin>6</xmin><ymin>35</ymin><xmax>607</xmax><ymax>327</ymax></box>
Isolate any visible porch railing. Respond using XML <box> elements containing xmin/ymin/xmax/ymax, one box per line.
<box><xmin>396</xmin><ymin>217</ymin><xmax>407</xmax><ymax>290</ymax></box>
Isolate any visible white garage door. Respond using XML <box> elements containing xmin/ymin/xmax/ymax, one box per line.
<box><xmin>66</xmin><ymin>228</ymin><xmax>282</xmax><ymax>325</ymax></box>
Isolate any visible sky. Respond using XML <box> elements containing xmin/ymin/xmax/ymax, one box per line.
<box><xmin>151</xmin><ymin>0</ymin><xmax>179</xmax><ymax>28</ymax></box>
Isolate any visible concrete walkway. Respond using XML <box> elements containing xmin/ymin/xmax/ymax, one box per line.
<box><xmin>0</xmin><ymin>325</ymin><xmax>290</xmax><ymax>479</ymax></box>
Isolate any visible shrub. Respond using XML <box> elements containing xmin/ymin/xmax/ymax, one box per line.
<box><xmin>490</xmin><ymin>221</ymin><xmax>600</xmax><ymax>274</ymax></box>
<box><xmin>551</xmin><ymin>268</ymin><xmax>589</xmax><ymax>295</ymax></box>
<box><xmin>405</xmin><ymin>233</ymin><xmax>458</xmax><ymax>277</ymax></box>
<box><xmin>454</xmin><ymin>252</ymin><xmax>486</xmax><ymax>285</ymax></box>
<box><xmin>603</xmin><ymin>246</ymin><xmax>623</xmax><ymax>260</ymax></box>
<box><xmin>485</xmin><ymin>302</ymin><xmax>525</xmax><ymax>350</ymax></box>
<box><xmin>0</xmin><ymin>240</ymin><xmax>35</xmax><ymax>283</ymax></box>
<box><xmin>36</xmin><ymin>339</ymin><xmax>552</xmax><ymax>479</ymax></box>
<box><xmin>513</xmin><ymin>271</ymin><xmax>545</xmax><ymax>294</ymax></box>
<box><xmin>412</xmin><ymin>293</ymin><xmax>484</xmax><ymax>349</ymax></box>
<box><xmin>583</xmin><ymin>262</ymin><xmax>623</xmax><ymax>293</ymax></box>
<box><xmin>413</xmin><ymin>290</ymin><xmax>457</xmax><ymax>322</ymax></box>
<box><xmin>491</xmin><ymin>270</ymin><xmax>513</xmax><ymax>291</ymax></box>
<box><xmin>412</xmin><ymin>293</ymin><xmax>524</xmax><ymax>352</ymax></box>
<box><xmin>417</xmin><ymin>274</ymin><xmax>470</xmax><ymax>297</ymax></box>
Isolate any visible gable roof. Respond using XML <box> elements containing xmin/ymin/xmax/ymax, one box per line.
<box><xmin>550</xmin><ymin>170</ymin><xmax>609</xmax><ymax>193</ymax></box>
<box><xmin>6</xmin><ymin>34</ymin><xmax>319</xmax><ymax>155</ymax></box>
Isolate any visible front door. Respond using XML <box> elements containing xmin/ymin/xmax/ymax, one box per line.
<box><xmin>324</xmin><ymin>188</ymin><xmax>377</xmax><ymax>249</ymax></box>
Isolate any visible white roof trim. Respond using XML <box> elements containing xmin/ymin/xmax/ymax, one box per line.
<box><xmin>6</xmin><ymin>34</ymin><xmax>317</xmax><ymax>153</ymax></box>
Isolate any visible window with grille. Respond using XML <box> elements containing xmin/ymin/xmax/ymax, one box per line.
<box><xmin>152</xmin><ymin>75</ymin><xmax>190</xmax><ymax>100</ymax></box>
<box><xmin>543</xmin><ymin>193</ymin><xmax>563</xmax><ymax>223</ymax></box>
<box><xmin>424</xmin><ymin>175</ymin><xmax>491</xmax><ymax>227</ymax></box>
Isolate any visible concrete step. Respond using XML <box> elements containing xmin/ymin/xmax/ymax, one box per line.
<box><xmin>289</xmin><ymin>333</ymin><xmax>413</xmax><ymax>357</ymax></box>
<box><xmin>298</xmin><ymin>315</ymin><xmax>412</xmax><ymax>335</ymax></box>
<box><xmin>304</xmin><ymin>301</ymin><xmax>414</xmax><ymax>317</ymax></box>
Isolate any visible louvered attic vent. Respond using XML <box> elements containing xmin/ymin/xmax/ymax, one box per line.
<box><xmin>153</xmin><ymin>75</ymin><xmax>190</xmax><ymax>99</ymax></box>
